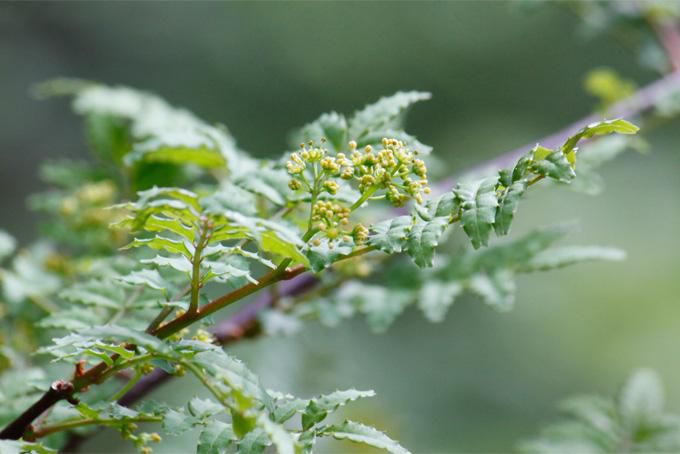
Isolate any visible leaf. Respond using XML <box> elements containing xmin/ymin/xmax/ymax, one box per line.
<box><xmin>122</xmin><ymin>235</ymin><xmax>193</xmax><ymax>259</ymax></box>
<box><xmin>619</xmin><ymin>369</ymin><xmax>664</xmax><ymax>425</ymax></box>
<box><xmin>467</xmin><ymin>269</ymin><xmax>516</xmax><ymax>311</ymax></box>
<box><xmin>60</xmin><ymin>280</ymin><xmax>125</xmax><ymax>309</ymax></box>
<box><xmin>415</xmin><ymin>191</ymin><xmax>459</xmax><ymax>222</ymax></box>
<box><xmin>142</xmin><ymin>255</ymin><xmax>193</xmax><ymax>274</ymax></box>
<box><xmin>349</xmin><ymin>91</ymin><xmax>431</xmax><ymax>140</ymax></box>
<box><xmin>233</xmin><ymin>167</ymin><xmax>291</xmax><ymax>206</ymax></box>
<box><xmin>302</xmin><ymin>389</ymin><xmax>375</xmax><ymax>430</ymax></box>
<box><xmin>494</xmin><ymin>179</ymin><xmax>528</xmax><ymax>236</ymax></box>
<box><xmin>236</xmin><ymin>429</ymin><xmax>269</xmax><ymax>454</ymax></box>
<box><xmin>368</xmin><ymin>216</ymin><xmax>413</xmax><ymax>254</ymax></box>
<box><xmin>561</xmin><ymin>119</ymin><xmax>639</xmax><ymax>153</ymax></box>
<box><xmin>454</xmin><ymin>175</ymin><xmax>499</xmax><ymax>249</ymax></box>
<box><xmin>197</xmin><ymin>420</ymin><xmax>236</xmax><ymax>454</ymax></box>
<box><xmin>319</xmin><ymin>420</ymin><xmax>411</xmax><ymax>454</ymax></box>
<box><xmin>418</xmin><ymin>281</ymin><xmax>463</xmax><ymax>322</ymax></box>
<box><xmin>257</xmin><ymin>414</ymin><xmax>297</xmax><ymax>454</ymax></box>
<box><xmin>123</xmin><ymin>133</ymin><xmax>226</xmax><ymax>169</ymax></box>
<box><xmin>405</xmin><ymin>217</ymin><xmax>449</xmax><ymax>267</ymax></box>
<box><xmin>523</xmin><ymin>246</ymin><xmax>625</xmax><ymax>272</ymax></box>
<box><xmin>530</xmin><ymin>149</ymin><xmax>576</xmax><ymax>183</ymax></box>
<box><xmin>306</xmin><ymin>238</ymin><xmax>354</xmax><ymax>273</ymax></box>
<box><xmin>0</xmin><ymin>440</ymin><xmax>56</xmax><ymax>454</ymax></box>
<box><xmin>295</xmin><ymin>111</ymin><xmax>348</xmax><ymax>152</ymax></box>
<box><xmin>188</xmin><ymin>397</ymin><xmax>225</xmax><ymax>420</ymax></box>
<box><xmin>0</xmin><ymin>230</ymin><xmax>16</xmax><ymax>261</ymax></box>
<box><xmin>117</xmin><ymin>269</ymin><xmax>169</xmax><ymax>293</ymax></box>
<box><xmin>260</xmin><ymin>230</ymin><xmax>310</xmax><ymax>268</ymax></box>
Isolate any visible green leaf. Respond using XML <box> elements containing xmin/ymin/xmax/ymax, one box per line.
<box><xmin>124</xmin><ymin>134</ymin><xmax>226</xmax><ymax>169</ymax></box>
<box><xmin>494</xmin><ymin>179</ymin><xmax>528</xmax><ymax>236</ymax></box>
<box><xmin>189</xmin><ymin>397</ymin><xmax>225</xmax><ymax>420</ymax></box>
<box><xmin>60</xmin><ymin>280</ymin><xmax>125</xmax><ymax>309</ymax></box>
<box><xmin>319</xmin><ymin>420</ymin><xmax>411</xmax><ymax>454</ymax></box>
<box><xmin>530</xmin><ymin>149</ymin><xmax>575</xmax><ymax>183</ymax></box>
<box><xmin>142</xmin><ymin>254</ymin><xmax>193</xmax><ymax>274</ymax></box>
<box><xmin>467</xmin><ymin>269</ymin><xmax>516</xmax><ymax>311</ymax></box>
<box><xmin>302</xmin><ymin>389</ymin><xmax>375</xmax><ymax>430</ymax></box>
<box><xmin>236</xmin><ymin>429</ymin><xmax>269</xmax><ymax>454</ymax></box>
<box><xmin>619</xmin><ymin>369</ymin><xmax>664</xmax><ymax>425</ymax></box>
<box><xmin>561</xmin><ymin>119</ymin><xmax>639</xmax><ymax>153</ymax></box>
<box><xmin>117</xmin><ymin>269</ymin><xmax>169</xmax><ymax>293</ymax></box>
<box><xmin>122</xmin><ymin>235</ymin><xmax>193</xmax><ymax>259</ymax></box>
<box><xmin>369</xmin><ymin>216</ymin><xmax>413</xmax><ymax>254</ymax></box>
<box><xmin>233</xmin><ymin>167</ymin><xmax>291</xmax><ymax>206</ymax></box>
<box><xmin>349</xmin><ymin>91</ymin><xmax>431</xmax><ymax>140</ymax></box>
<box><xmin>523</xmin><ymin>246</ymin><xmax>625</xmax><ymax>272</ymax></box>
<box><xmin>405</xmin><ymin>217</ymin><xmax>449</xmax><ymax>268</ymax></box>
<box><xmin>0</xmin><ymin>440</ymin><xmax>56</xmax><ymax>454</ymax></box>
<box><xmin>197</xmin><ymin>420</ymin><xmax>236</xmax><ymax>454</ymax></box>
<box><xmin>0</xmin><ymin>230</ymin><xmax>16</xmax><ymax>261</ymax></box>
<box><xmin>418</xmin><ymin>281</ymin><xmax>463</xmax><ymax>322</ymax></box>
<box><xmin>260</xmin><ymin>230</ymin><xmax>310</xmax><ymax>268</ymax></box>
<box><xmin>415</xmin><ymin>191</ymin><xmax>459</xmax><ymax>222</ymax></box>
<box><xmin>295</xmin><ymin>111</ymin><xmax>348</xmax><ymax>152</ymax></box>
<box><xmin>454</xmin><ymin>175</ymin><xmax>499</xmax><ymax>249</ymax></box>
<box><xmin>306</xmin><ymin>239</ymin><xmax>354</xmax><ymax>273</ymax></box>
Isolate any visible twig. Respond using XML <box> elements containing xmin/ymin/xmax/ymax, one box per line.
<box><xmin>6</xmin><ymin>71</ymin><xmax>680</xmax><ymax>447</ymax></box>
<box><xmin>111</xmin><ymin>70</ymin><xmax>680</xmax><ymax>415</ymax></box>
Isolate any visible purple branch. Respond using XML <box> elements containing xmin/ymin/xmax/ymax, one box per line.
<box><xmin>114</xmin><ymin>71</ymin><xmax>680</xmax><ymax>409</ymax></box>
<box><xmin>15</xmin><ymin>71</ymin><xmax>680</xmax><ymax>451</ymax></box>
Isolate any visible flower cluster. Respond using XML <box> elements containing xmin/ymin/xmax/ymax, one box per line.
<box><xmin>285</xmin><ymin>137</ymin><xmax>430</xmax><ymax>246</ymax></box>
<box><xmin>351</xmin><ymin>138</ymin><xmax>430</xmax><ymax>205</ymax></box>
<box><xmin>286</xmin><ymin>137</ymin><xmax>430</xmax><ymax>206</ymax></box>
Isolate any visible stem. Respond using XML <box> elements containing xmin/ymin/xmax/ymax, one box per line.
<box><xmin>350</xmin><ymin>187</ymin><xmax>378</xmax><ymax>211</ymax></box>
<box><xmin>110</xmin><ymin>371</ymin><xmax>143</xmax><ymax>402</ymax></box>
<box><xmin>189</xmin><ymin>225</ymin><xmax>210</xmax><ymax>315</ymax></box>
<box><xmin>33</xmin><ymin>415</ymin><xmax>162</xmax><ymax>439</ymax></box>
<box><xmin>8</xmin><ymin>70</ymin><xmax>680</xmax><ymax>445</ymax></box>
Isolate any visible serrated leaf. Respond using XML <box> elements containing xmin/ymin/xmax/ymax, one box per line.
<box><xmin>117</xmin><ymin>269</ymin><xmax>169</xmax><ymax>293</ymax></box>
<box><xmin>197</xmin><ymin>420</ymin><xmax>236</xmax><ymax>454</ymax></box>
<box><xmin>234</xmin><ymin>167</ymin><xmax>290</xmax><ymax>206</ymax></box>
<box><xmin>189</xmin><ymin>397</ymin><xmax>225</xmax><ymax>420</ymax></box>
<box><xmin>561</xmin><ymin>119</ymin><xmax>639</xmax><ymax>153</ymax></box>
<box><xmin>0</xmin><ymin>440</ymin><xmax>56</xmax><ymax>454</ymax></box>
<box><xmin>455</xmin><ymin>175</ymin><xmax>499</xmax><ymax>249</ymax></box>
<box><xmin>406</xmin><ymin>217</ymin><xmax>449</xmax><ymax>267</ymax></box>
<box><xmin>619</xmin><ymin>369</ymin><xmax>664</xmax><ymax>425</ymax></box>
<box><xmin>349</xmin><ymin>91</ymin><xmax>431</xmax><ymax>140</ymax></box>
<box><xmin>306</xmin><ymin>239</ymin><xmax>354</xmax><ymax>273</ymax></box>
<box><xmin>415</xmin><ymin>191</ymin><xmax>459</xmax><ymax>222</ymax></box>
<box><xmin>418</xmin><ymin>281</ymin><xmax>463</xmax><ymax>322</ymax></box>
<box><xmin>260</xmin><ymin>230</ymin><xmax>310</xmax><ymax>268</ymax></box>
<box><xmin>531</xmin><ymin>150</ymin><xmax>576</xmax><ymax>183</ymax></box>
<box><xmin>295</xmin><ymin>111</ymin><xmax>348</xmax><ymax>152</ymax></box>
<box><xmin>122</xmin><ymin>235</ymin><xmax>193</xmax><ymax>258</ymax></box>
<box><xmin>236</xmin><ymin>429</ymin><xmax>269</xmax><ymax>454</ymax></box>
<box><xmin>302</xmin><ymin>389</ymin><xmax>375</xmax><ymax>430</ymax></box>
<box><xmin>124</xmin><ymin>133</ymin><xmax>226</xmax><ymax>169</ymax></box>
<box><xmin>494</xmin><ymin>179</ymin><xmax>528</xmax><ymax>236</ymax></box>
<box><xmin>0</xmin><ymin>230</ymin><xmax>16</xmax><ymax>261</ymax></box>
<box><xmin>523</xmin><ymin>246</ymin><xmax>625</xmax><ymax>272</ymax></box>
<box><xmin>467</xmin><ymin>269</ymin><xmax>516</xmax><ymax>311</ymax></box>
<box><xmin>319</xmin><ymin>420</ymin><xmax>411</xmax><ymax>454</ymax></box>
<box><xmin>368</xmin><ymin>216</ymin><xmax>413</xmax><ymax>254</ymax></box>
<box><xmin>142</xmin><ymin>255</ymin><xmax>193</xmax><ymax>274</ymax></box>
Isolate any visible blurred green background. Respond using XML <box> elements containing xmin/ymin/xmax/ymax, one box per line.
<box><xmin>2</xmin><ymin>1</ymin><xmax>679</xmax><ymax>452</ymax></box>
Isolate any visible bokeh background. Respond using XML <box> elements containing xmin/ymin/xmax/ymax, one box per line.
<box><xmin>2</xmin><ymin>2</ymin><xmax>680</xmax><ymax>452</ymax></box>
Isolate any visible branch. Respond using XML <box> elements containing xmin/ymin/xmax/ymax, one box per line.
<box><xmin>7</xmin><ymin>71</ymin><xmax>680</xmax><ymax>447</ymax></box>
<box><xmin>113</xmin><ymin>70</ymin><xmax>680</xmax><ymax>414</ymax></box>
